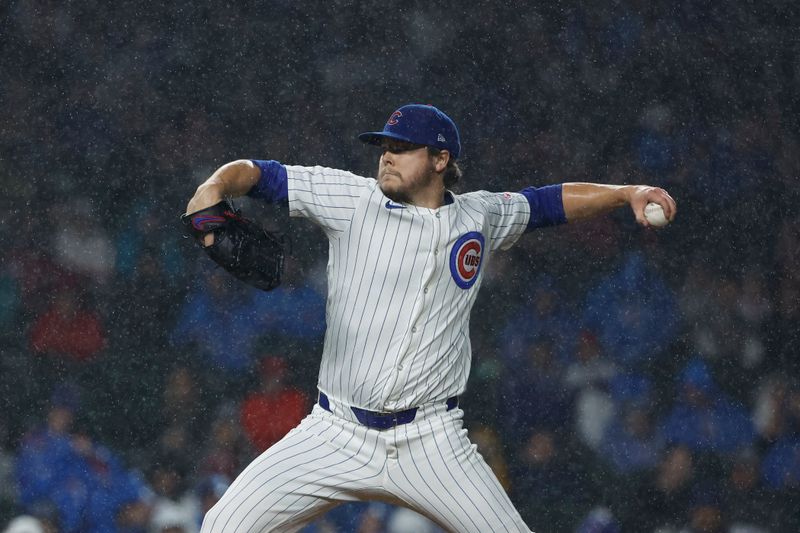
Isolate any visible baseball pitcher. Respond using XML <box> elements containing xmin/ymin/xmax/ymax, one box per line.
<box><xmin>183</xmin><ymin>104</ymin><xmax>677</xmax><ymax>532</ymax></box>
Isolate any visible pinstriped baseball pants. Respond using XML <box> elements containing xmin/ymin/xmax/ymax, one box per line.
<box><xmin>201</xmin><ymin>403</ymin><xmax>532</xmax><ymax>532</ymax></box>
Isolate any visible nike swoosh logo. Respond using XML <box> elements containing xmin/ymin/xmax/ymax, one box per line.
<box><xmin>385</xmin><ymin>201</ymin><xmax>406</xmax><ymax>209</ymax></box>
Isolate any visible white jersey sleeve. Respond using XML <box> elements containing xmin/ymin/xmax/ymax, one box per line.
<box><xmin>285</xmin><ymin>165</ymin><xmax>374</xmax><ymax>238</ymax></box>
<box><xmin>460</xmin><ymin>191</ymin><xmax>531</xmax><ymax>251</ymax></box>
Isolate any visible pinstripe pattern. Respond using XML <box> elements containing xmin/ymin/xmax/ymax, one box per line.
<box><xmin>201</xmin><ymin>165</ymin><xmax>535</xmax><ymax>532</ymax></box>
<box><xmin>202</xmin><ymin>406</ymin><xmax>530</xmax><ymax>532</ymax></box>
<box><xmin>283</xmin><ymin>166</ymin><xmax>531</xmax><ymax>412</ymax></box>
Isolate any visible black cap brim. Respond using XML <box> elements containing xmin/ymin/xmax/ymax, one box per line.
<box><xmin>358</xmin><ymin>131</ymin><xmax>419</xmax><ymax>146</ymax></box>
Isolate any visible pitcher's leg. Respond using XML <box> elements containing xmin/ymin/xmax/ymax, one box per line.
<box><xmin>202</xmin><ymin>406</ymin><xmax>386</xmax><ymax>533</ymax></box>
<box><xmin>385</xmin><ymin>410</ymin><xmax>532</xmax><ymax>533</ymax></box>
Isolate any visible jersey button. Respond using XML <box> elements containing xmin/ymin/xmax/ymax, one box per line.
<box><xmin>423</xmin><ymin>287</ymin><xmax>429</xmax><ymax>294</ymax></box>
<box><xmin>433</xmin><ymin>249</ymin><xmax>439</xmax><ymax>256</ymax></box>
<box><xmin>411</xmin><ymin>326</ymin><xmax>417</xmax><ymax>333</ymax></box>
<box><xmin>435</xmin><ymin>212</ymin><xmax>441</xmax><ymax>218</ymax></box>
<box><xmin>397</xmin><ymin>364</ymin><xmax>403</xmax><ymax>370</ymax></box>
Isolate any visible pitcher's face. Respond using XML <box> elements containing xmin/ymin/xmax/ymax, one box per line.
<box><xmin>377</xmin><ymin>139</ymin><xmax>437</xmax><ymax>204</ymax></box>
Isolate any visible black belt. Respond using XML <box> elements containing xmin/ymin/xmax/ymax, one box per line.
<box><xmin>318</xmin><ymin>392</ymin><xmax>459</xmax><ymax>430</ymax></box>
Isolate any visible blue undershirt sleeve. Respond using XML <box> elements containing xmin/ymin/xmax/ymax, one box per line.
<box><xmin>247</xmin><ymin>160</ymin><xmax>289</xmax><ymax>204</ymax></box>
<box><xmin>519</xmin><ymin>184</ymin><xmax>567</xmax><ymax>231</ymax></box>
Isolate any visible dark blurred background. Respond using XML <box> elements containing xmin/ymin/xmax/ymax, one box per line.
<box><xmin>1</xmin><ymin>1</ymin><xmax>799</xmax><ymax>532</ymax></box>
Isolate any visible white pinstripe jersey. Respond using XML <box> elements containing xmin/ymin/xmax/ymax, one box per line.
<box><xmin>286</xmin><ymin>165</ymin><xmax>531</xmax><ymax>412</ymax></box>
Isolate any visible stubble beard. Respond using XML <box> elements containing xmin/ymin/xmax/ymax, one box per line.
<box><xmin>380</xmin><ymin>173</ymin><xmax>412</xmax><ymax>203</ymax></box>
<box><xmin>378</xmin><ymin>163</ymin><xmax>436</xmax><ymax>205</ymax></box>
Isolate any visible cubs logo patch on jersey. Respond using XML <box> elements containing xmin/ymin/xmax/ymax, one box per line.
<box><xmin>449</xmin><ymin>231</ymin><xmax>484</xmax><ymax>289</ymax></box>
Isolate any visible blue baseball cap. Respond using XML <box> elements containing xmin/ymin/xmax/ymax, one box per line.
<box><xmin>359</xmin><ymin>104</ymin><xmax>461</xmax><ymax>159</ymax></box>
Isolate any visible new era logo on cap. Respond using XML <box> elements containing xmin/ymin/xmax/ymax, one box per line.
<box><xmin>358</xmin><ymin>104</ymin><xmax>461</xmax><ymax>159</ymax></box>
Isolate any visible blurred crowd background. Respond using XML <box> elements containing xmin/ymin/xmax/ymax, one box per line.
<box><xmin>1</xmin><ymin>1</ymin><xmax>799</xmax><ymax>532</ymax></box>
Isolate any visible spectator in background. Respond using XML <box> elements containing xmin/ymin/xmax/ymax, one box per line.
<box><xmin>117</xmin><ymin>497</ymin><xmax>152</xmax><ymax>533</ymax></box>
<box><xmin>469</xmin><ymin>425</ymin><xmax>512</xmax><ymax>492</ymax></box>
<box><xmin>583</xmin><ymin>251</ymin><xmax>678</xmax><ymax>367</ymax></box>
<box><xmin>599</xmin><ymin>374</ymin><xmax>664</xmax><ymax>475</ymax></box>
<box><xmin>510</xmin><ymin>429</ymin><xmax>596</xmax><ymax>532</ymax></box>
<box><xmin>0</xmin><ymin>409</ymin><xmax>16</xmax><ymax>515</ymax></box>
<box><xmin>679</xmin><ymin>270</ymin><xmax>749</xmax><ymax>371</ymax></box>
<box><xmin>170</xmin><ymin>268</ymin><xmax>265</xmax><ymax>379</ymax></box>
<box><xmin>71</xmin><ymin>428</ymin><xmax>153</xmax><ymax>533</ymax></box>
<box><xmin>752</xmin><ymin>373</ymin><xmax>797</xmax><ymax>443</ymax></box>
<box><xmin>250</xmin><ymin>256</ymin><xmax>327</xmax><ymax>347</ymax></box>
<box><xmin>626</xmin><ymin>446</ymin><xmax>695</xmax><ymax>532</ymax></box>
<box><xmin>16</xmin><ymin>383</ymin><xmax>152</xmax><ymax>533</ymax></box>
<box><xmin>734</xmin><ymin>269</ymin><xmax>771</xmax><ymax>370</ymax></box>
<box><xmin>676</xmin><ymin>255</ymin><xmax>718</xmax><ymax>338</ymax></box>
<box><xmin>501</xmin><ymin>336</ymin><xmax>572</xmax><ymax>445</ymax></box>
<box><xmin>154</xmin><ymin>424</ymin><xmax>195</xmax><ymax>474</ymax></box>
<box><xmin>761</xmin><ymin>394</ymin><xmax>800</xmax><ymax>491</ymax></box>
<box><xmin>633</xmin><ymin>103</ymin><xmax>683</xmax><ymax>178</ymax></box>
<box><xmin>682</xmin><ymin>483</ymin><xmax>726</xmax><ymax>533</ymax></box>
<box><xmin>354</xmin><ymin>504</ymin><xmax>386</xmax><ymax>533</ymax></box>
<box><xmin>147</xmin><ymin>454</ymin><xmax>199</xmax><ymax>533</ymax></box>
<box><xmin>50</xmin><ymin>198</ymin><xmax>116</xmax><ymax>285</ymax></box>
<box><xmin>158</xmin><ymin>366</ymin><xmax>208</xmax><ymax>449</ymax></box>
<box><xmin>198</xmin><ymin>403</ymin><xmax>251</xmax><ymax>482</ymax></box>
<box><xmin>111</xmin><ymin>201</ymin><xmax>185</xmax><ymax>352</ymax></box>
<box><xmin>6</xmin><ymin>223</ymin><xmax>78</xmax><ymax>319</ymax></box>
<box><xmin>9</xmin><ymin>503</ymin><xmax>60</xmax><ymax>533</ymax></box>
<box><xmin>29</xmin><ymin>288</ymin><xmax>106</xmax><ymax>364</ymax></box>
<box><xmin>575</xmin><ymin>507</ymin><xmax>620</xmax><ymax>533</ymax></box>
<box><xmin>564</xmin><ymin>330</ymin><xmax>618</xmax><ymax>450</ymax></box>
<box><xmin>195</xmin><ymin>476</ymin><xmax>228</xmax><ymax>533</ymax></box>
<box><xmin>343</xmin><ymin>502</ymin><xmax>443</xmax><ymax>533</ymax></box>
<box><xmin>659</xmin><ymin>358</ymin><xmax>756</xmax><ymax>455</ymax></box>
<box><xmin>722</xmin><ymin>449</ymin><xmax>774</xmax><ymax>531</ymax></box>
<box><xmin>385</xmin><ymin>508</ymin><xmax>440</xmax><ymax>533</ymax></box>
<box><xmin>460</xmin><ymin>330</ymin><xmax>505</xmax><ymax>424</ymax></box>
<box><xmin>143</xmin><ymin>367</ymin><xmax>212</xmax><ymax>488</ymax></box>
<box><xmin>2</xmin><ymin>516</ymin><xmax>46</xmax><ymax>533</ymax></box>
<box><xmin>15</xmin><ymin>384</ymin><xmax>83</xmax><ymax>532</ymax></box>
<box><xmin>761</xmin><ymin>441</ymin><xmax>800</xmax><ymax>532</ymax></box>
<box><xmin>499</xmin><ymin>274</ymin><xmax>577</xmax><ymax>364</ymax></box>
<box><xmin>115</xmin><ymin>200</ymin><xmax>184</xmax><ymax>285</ymax></box>
<box><xmin>240</xmin><ymin>356</ymin><xmax>309</xmax><ymax>453</ymax></box>
<box><xmin>111</xmin><ymin>243</ymin><xmax>177</xmax><ymax>352</ymax></box>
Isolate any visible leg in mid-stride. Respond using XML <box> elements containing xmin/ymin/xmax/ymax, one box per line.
<box><xmin>382</xmin><ymin>406</ymin><xmax>531</xmax><ymax>533</ymax></box>
<box><xmin>201</xmin><ymin>406</ymin><xmax>392</xmax><ymax>533</ymax></box>
<box><xmin>201</xmin><ymin>405</ymin><xmax>531</xmax><ymax>533</ymax></box>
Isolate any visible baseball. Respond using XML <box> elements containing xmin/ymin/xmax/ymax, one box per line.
<box><xmin>644</xmin><ymin>202</ymin><xmax>669</xmax><ymax>227</ymax></box>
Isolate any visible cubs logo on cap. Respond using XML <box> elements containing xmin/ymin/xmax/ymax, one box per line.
<box><xmin>449</xmin><ymin>231</ymin><xmax>484</xmax><ymax>289</ymax></box>
<box><xmin>359</xmin><ymin>104</ymin><xmax>461</xmax><ymax>159</ymax></box>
